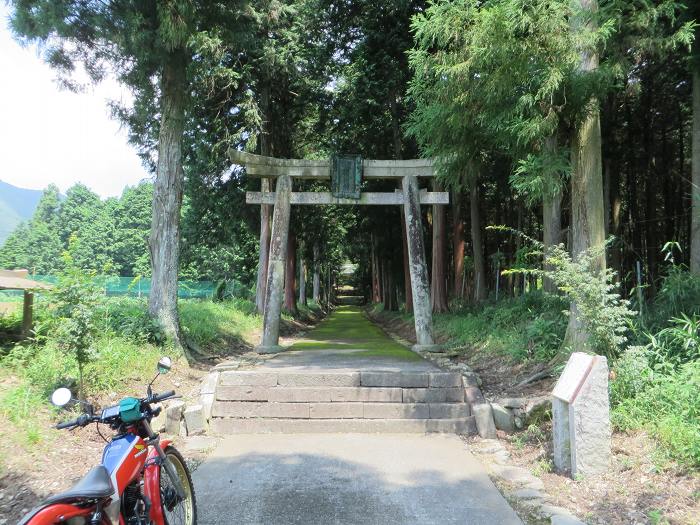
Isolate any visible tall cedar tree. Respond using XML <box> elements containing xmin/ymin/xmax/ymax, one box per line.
<box><xmin>8</xmin><ymin>1</ymin><xmax>236</xmax><ymax>346</ymax></box>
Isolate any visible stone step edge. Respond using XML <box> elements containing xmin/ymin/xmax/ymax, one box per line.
<box><xmin>215</xmin><ymin>386</ymin><xmax>465</xmax><ymax>403</ymax></box>
<box><xmin>218</xmin><ymin>370</ymin><xmax>463</xmax><ymax>389</ymax></box>
<box><xmin>211</xmin><ymin>402</ymin><xmax>471</xmax><ymax>419</ymax></box>
<box><xmin>211</xmin><ymin>416</ymin><xmax>477</xmax><ymax>435</ymax></box>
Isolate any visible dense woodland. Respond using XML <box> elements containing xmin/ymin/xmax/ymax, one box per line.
<box><xmin>1</xmin><ymin>1</ymin><xmax>697</xmax><ymax>344</ymax></box>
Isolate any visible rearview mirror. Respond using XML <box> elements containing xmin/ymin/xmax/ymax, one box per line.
<box><xmin>51</xmin><ymin>388</ymin><xmax>72</xmax><ymax>407</ymax></box>
<box><xmin>157</xmin><ymin>356</ymin><xmax>172</xmax><ymax>375</ymax></box>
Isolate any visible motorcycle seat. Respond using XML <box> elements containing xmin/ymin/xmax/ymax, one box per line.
<box><xmin>17</xmin><ymin>466</ymin><xmax>114</xmax><ymax>525</ymax></box>
<box><xmin>45</xmin><ymin>465</ymin><xmax>114</xmax><ymax>503</ymax></box>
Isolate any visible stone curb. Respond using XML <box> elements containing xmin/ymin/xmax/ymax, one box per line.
<box><xmin>467</xmin><ymin>439</ymin><xmax>585</xmax><ymax>524</ymax></box>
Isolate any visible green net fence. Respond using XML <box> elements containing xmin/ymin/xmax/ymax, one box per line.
<box><xmin>0</xmin><ymin>276</ymin><xmax>218</xmax><ymax>299</ymax></box>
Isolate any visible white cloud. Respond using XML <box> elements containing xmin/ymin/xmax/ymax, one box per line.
<box><xmin>0</xmin><ymin>5</ymin><xmax>151</xmax><ymax>198</ymax></box>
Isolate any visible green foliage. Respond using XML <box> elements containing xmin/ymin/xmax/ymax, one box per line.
<box><xmin>41</xmin><ymin>237</ymin><xmax>103</xmax><ymax>397</ymax></box>
<box><xmin>434</xmin><ymin>291</ymin><xmax>568</xmax><ymax>361</ymax></box>
<box><xmin>493</xmin><ymin>228</ymin><xmax>635</xmax><ymax>358</ymax></box>
<box><xmin>612</xmin><ymin>359</ymin><xmax>700</xmax><ymax>469</ymax></box>
<box><xmin>179</xmin><ymin>298</ymin><xmax>260</xmax><ymax>351</ymax></box>
<box><xmin>645</xmin><ymin>314</ymin><xmax>700</xmax><ymax>371</ymax></box>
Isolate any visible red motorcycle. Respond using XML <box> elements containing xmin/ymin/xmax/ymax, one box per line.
<box><xmin>19</xmin><ymin>357</ymin><xmax>197</xmax><ymax>525</ymax></box>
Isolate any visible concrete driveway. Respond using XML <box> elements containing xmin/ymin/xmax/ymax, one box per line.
<box><xmin>192</xmin><ymin>433</ymin><xmax>522</xmax><ymax>525</ymax></box>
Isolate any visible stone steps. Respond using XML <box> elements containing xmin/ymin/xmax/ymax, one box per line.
<box><xmin>211</xmin><ymin>417</ymin><xmax>476</xmax><ymax>434</ymax></box>
<box><xmin>210</xmin><ymin>369</ymin><xmax>476</xmax><ymax>435</ymax></box>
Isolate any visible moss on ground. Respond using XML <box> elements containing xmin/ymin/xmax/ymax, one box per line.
<box><xmin>289</xmin><ymin>305</ymin><xmax>420</xmax><ymax>360</ymax></box>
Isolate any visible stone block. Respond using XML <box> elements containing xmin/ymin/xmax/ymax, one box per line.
<box><xmin>429</xmin><ymin>403</ymin><xmax>470</xmax><ymax>419</ymax></box>
<box><xmin>200</xmin><ymin>371</ymin><xmax>220</xmax><ymax>395</ymax></box>
<box><xmin>362</xmin><ymin>403</ymin><xmax>429</xmax><ymax>419</ymax></box>
<box><xmin>360</xmin><ymin>371</ymin><xmax>429</xmax><ymax>387</ymax></box>
<box><xmin>497</xmin><ymin>397</ymin><xmax>527</xmax><ymax>409</ymax></box>
<box><xmin>491</xmin><ymin>403</ymin><xmax>515</xmax><ymax>433</ymax></box>
<box><xmin>277</xmin><ymin>372</ymin><xmax>360</xmax><ymax>387</ymax></box>
<box><xmin>165</xmin><ymin>400</ymin><xmax>185</xmax><ymax>435</ymax></box>
<box><xmin>212</xmin><ymin>401</ymin><xmax>310</xmax><ymax>419</ymax></box>
<box><xmin>429</xmin><ymin>372</ymin><xmax>462</xmax><ymax>388</ymax></box>
<box><xmin>471</xmin><ymin>403</ymin><xmax>497</xmax><ymax>439</ymax></box>
<box><xmin>461</xmin><ymin>372</ymin><xmax>480</xmax><ymax>387</ymax></box>
<box><xmin>309</xmin><ymin>403</ymin><xmax>363</xmax><ymax>419</ymax></box>
<box><xmin>216</xmin><ymin>386</ymin><xmax>270</xmax><ymax>401</ymax></box>
<box><xmin>266</xmin><ymin>387</ymin><xmax>332</xmax><ymax>403</ymax></box>
<box><xmin>200</xmin><ymin>392</ymin><xmax>215</xmax><ymax>421</ymax></box>
<box><xmin>219</xmin><ymin>371</ymin><xmax>278</xmax><ymax>387</ymax></box>
<box><xmin>183</xmin><ymin>404</ymin><xmax>206</xmax><ymax>435</ymax></box>
<box><xmin>464</xmin><ymin>386</ymin><xmax>486</xmax><ymax>405</ymax></box>
<box><xmin>330</xmin><ymin>387</ymin><xmax>402</xmax><ymax>403</ymax></box>
<box><xmin>525</xmin><ymin>395</ymin><xmax>552</xmax><ymax>423</ymax></box>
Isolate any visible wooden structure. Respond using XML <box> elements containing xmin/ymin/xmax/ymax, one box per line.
<box><xmin>0</xmin><ymin>269</ymin><xmax>51</xmax><ymax>337</ymax></box>
<box><xmin>231</xmin><ymin>150</ymin><xmax>448</xmax><ymax>354</ymax></box>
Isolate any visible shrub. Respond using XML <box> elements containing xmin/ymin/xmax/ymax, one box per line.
<box><xmin>610</xmin><ymin>346</ymin><xmax>654</xmax><ymax>406</ymax></box>
<box><xmin>490</xmin><ymin>228</ymin><xmax>635</xmax><ymax>359</ymax></box>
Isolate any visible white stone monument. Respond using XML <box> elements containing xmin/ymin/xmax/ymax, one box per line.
<box><xmin>552</xmin><ymin>352</ymin><xmax>611</xmax><ymax>477</ymax></box>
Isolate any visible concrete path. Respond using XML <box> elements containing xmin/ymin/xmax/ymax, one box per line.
<box><xmin>193</xmin><ymin>433</ymin><xmax>522</xmax><ymax>524</ymax></box>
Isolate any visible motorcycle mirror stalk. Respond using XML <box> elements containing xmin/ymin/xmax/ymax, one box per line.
<box><xmin>147</xmin><ymin>356</ymin><xmax>173</xmax><ymax>397</ymax></box>
<box><xmin>50</xmin><ymin>387</ymin><xmax>94</xmax><ymax>415</ymax></box>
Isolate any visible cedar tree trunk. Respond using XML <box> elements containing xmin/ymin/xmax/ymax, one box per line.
<box><xmin>431</xmin><ymin>181</ymin><xmax>449</xmax><ymax>312</ymax></box>
<box><xmin>452</xmin><ymin>187</ymin><xmax>465</xmax><ymax>298</ymax></box>
<box><xmin>469</xmin><ymin>172</ymin><xmax>487</xmax><ymax>302</ymax></box>
<box><xmin>692</xmin><ymin>62</ymin><xmax>700</xmax><ymax>273</ymax></box>
<box><xmin>565</xmin><ymin>0</ymin><xmax>606</xmax><ymax>350</ymax></box>
<box><xmin>148</xmin><ymin>49</ymin><xmax>187</xmax><ymax>344</ymax></box>
<box><xmin>543</xmin><ymin>135</ymin><xmax>563</xmax><ymax>293</ymax></box>
<box><xmin>284</xmin><ymin>231</ymin><xmax>297</xmax><ymax>314</ymax></box>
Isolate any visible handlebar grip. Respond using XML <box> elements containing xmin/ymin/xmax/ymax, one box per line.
<box><xmin>55</xmin><ymin>418</ymin><xmax>79</xmax><ymax>429</ymax></box>
<box><xmin>152</xmin><ymin>390</ymin><xmax>176</xmax><ymax>403</ymax></box>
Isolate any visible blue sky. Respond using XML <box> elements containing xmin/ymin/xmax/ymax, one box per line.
<box><xmin>0</xmin><ymin>5</ymin><xmax>149</xmax><ymax>198</ymax></box>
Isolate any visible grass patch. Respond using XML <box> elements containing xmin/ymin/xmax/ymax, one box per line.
<box><xmin>612</xmin><ymin>359</ymin><xmax>700</xmax><ymax>469</ymax></box>
<box><xmin>432</xmin><ymin>292</ymin><xmax>568</xmax><ymax>361</ymax></box>
<box><xmin>179</xmin><ymin>297</ymin><xmax>260</xmax><ymax>349</ymax></box>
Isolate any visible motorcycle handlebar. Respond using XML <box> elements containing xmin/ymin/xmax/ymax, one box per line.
<box><xmin>151</xmin><ymin>390</ymin><xmax>176</xmax><ymax>403</ymax></box>
<box><xmin>55</xmin><ymin>414</ymin><xmax>92</xmax><ymax>430</ymax></box>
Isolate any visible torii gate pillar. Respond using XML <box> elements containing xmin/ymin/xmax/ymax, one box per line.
<box><xmin>402</xmin><ymin>175</ymin><xmax>440</xmax><ymax>352</ymax></box>
<box><xmin>257</xmin><ymin>174</ymin><xmax>292</xmax><ymax>353</ymax></box>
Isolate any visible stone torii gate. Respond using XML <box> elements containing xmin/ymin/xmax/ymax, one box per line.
<box><xmin>231</xmin><ymin>150</ymin><xmax>448</xmax><ymax>354</ymax></box>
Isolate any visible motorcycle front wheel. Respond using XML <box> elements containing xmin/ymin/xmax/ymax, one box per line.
<box><xmin>159</xmin><ymin>446</ymin><xmax>197</xmax><ymax>525</ymax></box>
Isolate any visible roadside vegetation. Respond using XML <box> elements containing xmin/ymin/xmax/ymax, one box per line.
<box><xmin>374</xmin><ymin>260</ymin><xmax>700</xmax><ymax>472</ymax></box>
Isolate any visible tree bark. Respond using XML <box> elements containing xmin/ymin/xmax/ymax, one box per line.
<box><xmin>299</xmin><ymin>253</ymin><xmax>307</xmax><ymax>305</ymax></box>
<box><xmin>691</xmin><ymin>63</ymin><xmax>700</xmax><ymax>273</ymax></box>
<box><xmin>431</xmin><ymin>181</ymin><xmax>449</xmax><ymax>312</ymax></box>
<box><xmin>564</xmin><ymin>0</ymin><xmax>606</xmax><ymax>351</ymax></box>
<box><xmin>469</xmin><ymin>171</ymin><xmax>487</xmax><ymax>302</ymax></box>
<box><xmin>542</xmin><ymin>135</ymin><xmax>563</xmax><ymax>293</ymax></box>
<box><xmin>255</xmin><ymin>82</ymin><xmax>273</xmax><ymax>313</ymax></box>
<box><xmin>284</xmin><ymin>231</ymin><xmax>297</xmax><ymax>314</ymax></box>
<box><xmin>312</xmin><ymin>242</ymin><xmax>321</xmax><ymax>302</ymax></box>
<box><xmin>148</xmin><ymin>49</ymin><xmax>187</xmax><ymax>345</ymax></box>
<box><xmin>452</xmin><ymin>188</ymin><xmax>465</xmax><ymax>298</ymax></box>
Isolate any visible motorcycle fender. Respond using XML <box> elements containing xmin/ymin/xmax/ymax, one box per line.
<box><xmin>143</xmin><ymin>440</ymin><xmax>172</xmax><ymax>525</ymax></box>
<box><xmin>22</xmin><ymin>503</ymin><xmax>107</xmax><ymax>524</ymax></box>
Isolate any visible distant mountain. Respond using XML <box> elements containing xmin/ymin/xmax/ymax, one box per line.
<box><xmin>0</xmin><ymin>180</ymin><xmax>44</xmax><ymax>244</ymax></box>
